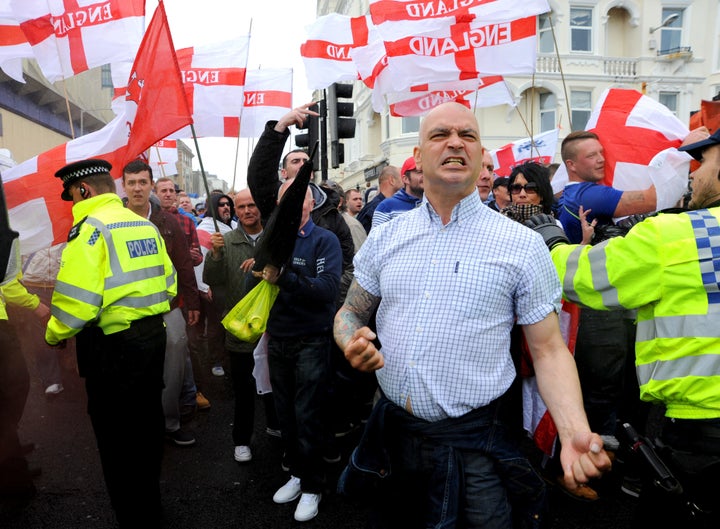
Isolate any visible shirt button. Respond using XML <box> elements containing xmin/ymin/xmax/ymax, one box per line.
<box><xmin>409</xmin><ymin>361</ymin><xmax>416</xmax><ymax>368</ymax></box>
<box><xmin>425</xmin><ymin>292</ymin><xmax>430</xmax><ymax>299</ymax></box>
<box><xmin>416</xmin><ymin>326</ymin><xmax>422</xmax><ymax>333</ymax></box>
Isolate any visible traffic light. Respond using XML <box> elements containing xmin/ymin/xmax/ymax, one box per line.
<box><xmin>295</xmin><ymin>102</ymin><xmax>319</xmax><ymax>153</ymax></box>
<box><xmin>327</xmin><ymin>83</ymin><xmax>355</xmax><ymax>168</ymax></box>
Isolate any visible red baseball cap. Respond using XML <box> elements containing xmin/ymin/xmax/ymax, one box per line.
<box><xmin>400</xmin><ymin>156</ymin><xmax>416</xmax><ymax>176</ymax></box>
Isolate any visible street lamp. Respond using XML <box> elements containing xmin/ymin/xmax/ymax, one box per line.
<box><xmin>649</xmin><ymin>13</ymin><xmax>679</xmax><ymax>34</ymax></box>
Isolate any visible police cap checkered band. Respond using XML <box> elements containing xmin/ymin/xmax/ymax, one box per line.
<box><xmin>55</xmin><ymin>159</ymin><xmax>112</xmax><ymax>201</ymax></box>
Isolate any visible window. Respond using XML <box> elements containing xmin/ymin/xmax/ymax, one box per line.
<box><xmin>659</xmin><ymin>92</ymin><xmax>678</xmax><ymax>116</ymax></box>
<box><xmin>540</xmin><ymin>92</ymin><xmax>557</xmax><ymax>132</ymax></box>
<box><xmin>101</xmin><ymin>64</ymin><xmax>113</xmax><ymax>88</ymax></box>
<box><xmin>570</xmin><ymin>7</ymin><xmax>593</xmax><ymax>52</ymax></box>
<box><xmin>402</xmin><ymin>116</ymin><xmax>420</xmax><ymax>134</ymax></box>
<box><xmin>538</xmin><ymin>13</ymin><xmax>555</xmax><ymax>53</ymax></box>
<box><xmin>660</xmin><ymin>8</ymin><xmax>683</xmax><ymax>54</ymax></box>
<box><xmin>570</xmin><ymin>90</ymin><xmax>592</xmax><ymax>131</ymax></box>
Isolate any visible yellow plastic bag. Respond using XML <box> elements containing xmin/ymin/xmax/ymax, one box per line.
<box><xmin>222</xmin><ymin>281</ymin><xmax>280</xmax><ymax>342</ymax></box>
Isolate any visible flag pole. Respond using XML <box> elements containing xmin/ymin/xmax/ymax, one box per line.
<box><xmin>232</xmin><ymin>19</ymin><xmax>253</xmax><ymax>193</ymax></box>
<box><xmin>549</xmin><ymin>13</ymin><xmax>572</xmax><ymax>130</ymax></box>
<box><xmin>154</xmin><ymin>145</ymin><xmax>167</xmax><ymax>179</ymax></box>
<box><xmin>61</xmin><ymin>80</ymin><xmax>76</xmax><ymax>139</ymax></box>
<box><xmin>190</xmin><ymin>126</ymin><xmax>220</xmax><ymax>232</ymax></box>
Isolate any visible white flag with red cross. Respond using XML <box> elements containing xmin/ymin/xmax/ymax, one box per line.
<box><xmin>387</xmin><ymin>75</ymin><xmax>514</xmax><ymax>116</ymax></box>
<box><xmin>2</xmin><ymin>113</ymin><xmax>130</xmax><ymax>254</ymax></box>
<box><xmin>369</xmin><ymin>0</ymin><xmax>550</xmax><ymax>41</ymax></box>
<box><xmin>300</xmin><ymin>13</ymin><xmax>369</xmax><ymax>90</ymax></box>
<box><xmin>239</xmin><ymin>68</ymin><xmax>293</xmax><ymax>138</ymax></box>
<box><xmin>149</xmin><ymin>139</ymin><xmax>179</xmax><ymax>177</ymax></box>
<box><xmin>3</xmin><ymin>1</ymin><xmax>192</xmax><ymax>255</ymax></box>
<box><xmin>490</xmin><ymin>129</ymin><xmax>559</xmax><ymax>177</ymax></box>
<box><xmin>10</xmin><ymin>0</ymin><xmax>145</xmax><ymax>83</ymax></box>
<box><xmin>168</xmin><ymin>38</ymin><xmax>250</xmax><ymax>139</ymax></box>
<box><xmin>0</xmin><ymin>0</ymin><xmax>33</xmax><ymax>83</ymax></box>
<box><xmin>382</xmin><ymin>15</ymin><xmax>538</xmax><ymax>92</ymax></box>
<box><xmin>551</xmin><ymin>88</ymin><xmax>690</xmax><ymax>212</ymax></box>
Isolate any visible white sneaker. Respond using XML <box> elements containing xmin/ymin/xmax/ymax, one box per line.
<box><xmin>273</xmin><ymin>476</ymin><xmax>301</xmax><ymax>504</ymax></box>
<box><xmin>294</xmin><ymin>493</ymin><xmax>321</xmax><ymax>522</ymax></box>
<box><xmin>233</xmin><ymin>445</ymin><xmax>252</xmax><ymax>462</ymax></box>
<box><xmin>211</xmin><ymin>366</ymin><xmax>225</xmax><ymax>376</ymax></box>
<box><xmin>45</xmin><ymin>383</ymin><xmax>64</xmax><ymax>395</ymax></box>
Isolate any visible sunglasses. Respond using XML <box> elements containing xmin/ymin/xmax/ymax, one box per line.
<box><xmin>509</xmin><ymin>182</ymin><xmax>539</xmax><ymax>195</ymax></box>
<box><xmin>218</xmin><ymin>202</ymin><xmax>231</xmax><ymax>207</ymax></box>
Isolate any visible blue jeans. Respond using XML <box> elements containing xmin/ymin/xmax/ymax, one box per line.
<box><xmin>268</xmin><ymin>334</ymin><xmax>331</xmax><ymax>493</ymax></box>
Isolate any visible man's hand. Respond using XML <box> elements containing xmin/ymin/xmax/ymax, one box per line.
<box><xmin>274</xmin><ymin>102</ymin><xmax>320</xmax><ymax>133</ymax></box>
<box><xmin>681</xmin><ymin>126</ymin><xmax>710</xmax><ymax>147</ymax></box>
<box><xmin>189</xmin><ymin>245</ymin><xmax>203</xmax><ymax>266</ymax></box>
<box><xmin>210</xmin><ymin>232</ymin><xmax>224</xmax><ymax>257</ymax></box>
<box><xmin>186</xmin><ymin>309</ymin><xmax>200</xmax><ymax>327</ymax></box>
<box><xmin>253</xmin><ymin>264</ymin><xmax>280</xmax><ymax>284</ymax></box>
<box><xmin>33</xmin><ymin>302</ymin><xmax>50</xmax><ymax>321</ymax></box>
<box><xmin>525</xmin><ymin>214</ymin><xmax>570</xmax><ymax>250</ymax></box>
<box><xmin>559</xmin><ymin>431</ymin><xmax>612</xmax><ymax>491</ymax></box>
<box><xmin>240</xmin><ymin>258</ymin><xmax>255</xmax><ymax>273</ymax></box>
<box><xmin>343</xmin><ymin>327</ymin><xmax>384</xmax><ymax>372</ymax></box>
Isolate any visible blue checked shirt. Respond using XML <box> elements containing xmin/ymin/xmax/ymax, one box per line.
<box><xmin>354</xmin><ymin>191</ymin><xmax>562</xmax><ymax>422</ymax></box>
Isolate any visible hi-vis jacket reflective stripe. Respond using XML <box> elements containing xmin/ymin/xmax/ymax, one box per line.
<box><xmin>551</xmin><ymin>207</ymin><xmax>720</xmax><ymax>420</ymax></box>
<box><xmin>45</xmin><ymin>194</ymin><xmax>176</xmax><ymax>345</ymax></box>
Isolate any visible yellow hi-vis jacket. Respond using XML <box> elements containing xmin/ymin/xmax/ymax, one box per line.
<box><xmin>0</xmin><ymin>274</ymin><xmax>40</xmax><ymax>321</ymax></box>
<box><xmin>551</xmin><ymin>207</ymin><xmax>720</xmax><ymax>420</ymax></box>
<box><xmin>45</xmin><ymin>193</ymin><xmax>176</xmax><ymax>345</ymax></box>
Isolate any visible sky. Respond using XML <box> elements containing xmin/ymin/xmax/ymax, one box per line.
<box><xmin>153</xmin><ymin>0</ymin><xmax>317</xmax><ymax>191</ymax></box>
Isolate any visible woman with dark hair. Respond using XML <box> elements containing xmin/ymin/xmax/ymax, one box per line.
<box><xmin>501</xmin><ymin>162</ymin><xmax>555</xmax><ymax>222</ymax></box>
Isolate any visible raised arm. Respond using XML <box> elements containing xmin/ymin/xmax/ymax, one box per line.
<box><xmin>334</xmin><ymin>279</ymin><xmax>383</xmax><ymax>372</ymax></box>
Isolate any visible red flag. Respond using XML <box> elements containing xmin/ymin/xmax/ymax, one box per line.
<box><xmin>122</xmin><ymin>0</ymin><xmax>192</xmax><ymax>160</ymax></box>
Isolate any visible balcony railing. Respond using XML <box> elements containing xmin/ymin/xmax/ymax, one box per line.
<box><xmin>536</xmin><ymin>54</ymin><xmax>640</xmax><ymax>78</ymax></box>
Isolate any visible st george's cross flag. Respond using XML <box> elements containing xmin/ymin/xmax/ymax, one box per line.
<box><xmin>2</xmin><ymin>1</ymin><xmax>191</xmax><ymax>255</ymax></box>
<box><xmin>490</xmin><ymin>129</ymin><xmax>559</xmax><ymax>177</ymax></box>
<box><xmin>149</xmin><ymin>139</ymin><xmax>179</xmax><ymax>177</ymax></box>
<box><xmin>368</xmin><ymin>0</ymin><xmax>550</xmax><ymax>41</ymax></box>
<box><xmin>551</xmin><ymin>89</ymin><xmax>690</xmax><ymax>212</ymax></box>
<box><xmin>10</xmin><ymin>0</ymin><xmax>145</xmax><ymax>82</ymax></box>
<box><xmin>240</xmin><ymin>68</ymin><xmax>293</xmax><ymax>138</ymax></box>
<box><xmin>382</xmin><ymin>15</ymin><xmax>537</xmax><ymax>92</ymax></box>
<box><xmin>168</xmin><ymin>38</ymin><xmax>250</xmax><ymax>139</ymax></box>
<box><xmin>387</xmin><ymin>75</ymin><xmax>514</xmax><ymax>116</ymax></box>
<box><xmin>300</xmin><ymin>13</ymin><xmax>369</xmax><ymax>90</ymax></box>
<box><xmin>0</xmin><ymin>0</ymin><xmax>33</xmax><ymax>82</ymax></box>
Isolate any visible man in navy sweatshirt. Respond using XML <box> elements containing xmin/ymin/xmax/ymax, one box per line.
<box><xmin>256</xmin><ymin>182</ymin><xmax>342</xmax><ymax>523</ymax></box>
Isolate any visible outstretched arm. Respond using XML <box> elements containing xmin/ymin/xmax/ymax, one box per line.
<box><xmin>523</xmin><ymin>312</ymin><xmax>612</xmax><ymax>490</ymax></box>
<box><xmin>334</xmin><ymin>279</ymin><xmax>383</xmax><ymax>372</ymax></box>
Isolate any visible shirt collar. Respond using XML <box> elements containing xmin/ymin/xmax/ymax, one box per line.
<box><xmin>298</xmin><ymin>218</ymin><xmax>316</xmax><ymax>238</ymax></box>
<box><xmin>421</xmin><ymin>190</ymin><xmax>484</xmax><ymax>226</ymax></box>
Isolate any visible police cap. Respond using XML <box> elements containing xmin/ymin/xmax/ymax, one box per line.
<box><xmin>55</xmin><ymin>158</ymin><xmax>112</xmax><ymax>201</ymax></box>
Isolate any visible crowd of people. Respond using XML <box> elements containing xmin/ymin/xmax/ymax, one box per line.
<box><xmin>1</xmin><ymin>101</ymin><xmax>719</xmax><ymax>529</ymax></box>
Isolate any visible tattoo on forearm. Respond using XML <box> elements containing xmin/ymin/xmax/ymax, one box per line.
<box><xmin>334</xmin><ymin>280</ymin><xmax>380</xmax><ymax>347</ymax></box>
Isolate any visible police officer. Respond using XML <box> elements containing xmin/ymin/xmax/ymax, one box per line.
<box><xmin>526</xmin><ymin>127</ymin><xmax>720</xmax><ymax>528</ymax></box>
<box><xmin>45</xmin><ymin>159</ymin><xmax>176</xmax><ymax>527</ymax></box>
